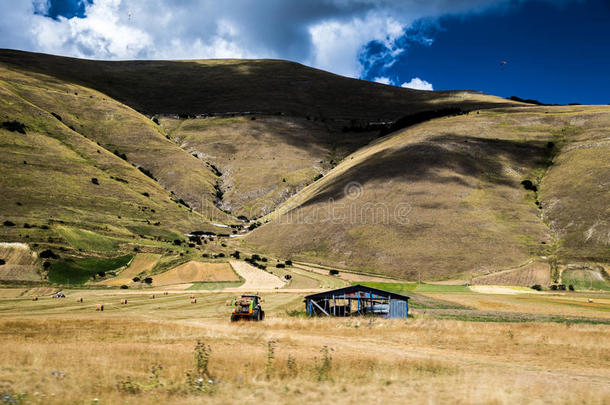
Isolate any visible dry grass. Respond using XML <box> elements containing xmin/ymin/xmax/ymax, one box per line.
<box><xmin>152</xmin><ymin>261</ymin><xmax>239</xmax><ymax>286</ymax></box>
<box><xmin>472</xmin><ymin>261</ymin><xmax>551</xmax><ymax>286</ymax></box>
<box><xmin>0</xmin><ymin>303</ymin><xmax>608</xmax><ymax>404</ymax></box>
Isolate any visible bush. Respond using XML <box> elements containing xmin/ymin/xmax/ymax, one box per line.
<box><xmin>216</xmin><ymin>253</ymin><xmax>225</xmax><ymax>258</ymax></box>
<box><xmin>520</xmin><ymin>180</ymin><xmax>538</xmax><ymax>192</ymax></box>
<box><xmin>230</xmin><ymin>251</ymin><xmax>240</xmax><ymax>259</ymax></box>
<box><xmin>276</xmin><ymin>263</ymin><xmax>285</xmax><ymax>268</ymax></box>
<box><xmin>3</xmin><ymin>221</ymin><xmax>15</xmax><ymax>227</ymax></box>
<box><xmin>39</xmin><ymin>249</ymin><xmax>60</xmax><ymax>259</ymax></box>
<box><xmin>285</xmin><ymin>260</ymin><xmax>292</xmax><ymax>266</ymax></box>
<box><xmin>558</xmin><ymin>284</ymin><xmax>566</xmax><ymax>291</ymax></box>
<box><xmin>2</xmin><ymin>120</ymin><xmax>26</xmax><ymax>134</ymax></box>
<box><xmin>142</xmin><ymin>192</ymin><xmax>150</xmax><ymax>197</ymax></box>
<box><xmin>313</xmin><ymin>174</ymin><xmax>323</xmax><ymax>181</ymax></box>
<box><xmin>97</xmin><ymin>271</ymin><xmax>106</xmax><ymax>278</ymax></box>
<box><xmin>138</xmin><ymin>167</ymin><xmax>156</xmax><ymax>181</ymax></box>
<box><xmin>23</xmin><ymin>223</ymin><xmax>31</xmax><ymax>229</ymax></box>
<box><xmin>251</xmin><ymin>254</ymin><xmax>261</xmax><ymax>261</ymax></box>
<box><xmin>173</xmin><ymin>239</ymin><xmax>183</xmax><ymax>245</ymax></box>
<box><xmin>43</xmin><ymin>261</ymin><xmax>51</xmax><ymax>269</ymax></box>
<box><xmin>91</xmin><ymin>178</ymin><xmax>99</xmax><ymax>185</ymax></box>
<box><xmin>132</xmin><ymin>277</ymin><xmax>140</xmax><ymax>282</ymax></box>
<box><xmin>531</xmin><ymin>284</ymin><xmax>542</xmax><ymax>291</ymax></box>
<box><xmin>329</xmin><ymin>269</ymin><xmax>339</xmax><ymax>276</ymax></box>
<box><xmin>120</xmin><ymin>285</ymin><xmax>128</xmax><ymax>289</ymax></box>
<box><xmin>113</xmin><ymin>150</ymin><xmax>127</xmax><ymax>160</ymax></box>
<box><xmin>202</xmin><ymin>253</ymin><xmax>209</xmax><ymax>258</ymax></box>
<box><xmin>0</xmin><ymin>259</ymin><xmax>5</xmax><ymax>266</ymax></box>
<box><xmin>262</xmin><ymin>257</ymin><xmax>268</xmax><ymax>262</ymax></box>
<box><xmin>550</xmin><ymin>284</ymin><xmax>558</xmax><ymax>291</ymax></box>
<box><xmin>569</xmin><ymin>284</ymin><xmax>575</xmax><ymax>291</ymax></box>
<box><xmin>143</xmin><ymin>277</ymin><xmax>153</xmax><ymax>284</ymax></box>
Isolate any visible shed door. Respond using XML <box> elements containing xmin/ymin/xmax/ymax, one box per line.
<box><xmin>389</xmin><ymin>300</ymin><xmax>407</xmax><ymax>318</ymax></box>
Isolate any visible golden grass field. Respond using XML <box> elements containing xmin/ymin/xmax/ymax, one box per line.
<box><xmin>152</xmin><ymin>261</ymin><xmax>240</xmax><ymax>286</ymax></box>
<box><xmin>0</xmin><ymin>288</ymin><xmax>608</xmax><ymax>404</ymax></box>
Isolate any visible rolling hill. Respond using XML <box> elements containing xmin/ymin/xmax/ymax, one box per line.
<box><xmin>0</xmin><ymin>49</ymin><xmax>607</xmax><ymax>284</ymax></box>
<box><xmin>244</xmin><ymin>106</ymin><xmax>610</xmax><ymax>279</ymax></box>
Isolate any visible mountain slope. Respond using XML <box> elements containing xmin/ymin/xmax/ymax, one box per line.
<box><xmin>244</xmin><ymin>106</ymin><xmax>610</xmax><ymax>279</ymax></box>
<box><xmin>0</xmin><ymin>49</ymin><xmax>520</xmax><ymax>120</ymax></box>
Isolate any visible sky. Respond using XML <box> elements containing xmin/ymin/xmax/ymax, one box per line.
<box><xmin>1</xmin><ymin>0</ymin><xmax>608</xmax><ymax>104</ymax></box>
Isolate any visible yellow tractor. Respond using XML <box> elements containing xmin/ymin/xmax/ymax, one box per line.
<box><xmin>231</xmin><ymin>294</ymin><xmax>265</xmax><ymax>321</ymax></box>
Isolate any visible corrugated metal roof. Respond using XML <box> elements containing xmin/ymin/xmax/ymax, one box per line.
<box><xmin>304</xmin><ymin>284</ymin><xmax>410</xmax><ymax>301</ymax></box>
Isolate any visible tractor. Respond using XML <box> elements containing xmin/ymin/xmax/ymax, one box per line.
<box><xmin>231</xmin><ymin>294</ymin><xmax>265</xmax><ymax>321</ymax></box>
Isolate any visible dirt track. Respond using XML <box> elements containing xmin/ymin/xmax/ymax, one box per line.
<box><xmin>229</xmin><ymin>260</ymin><xmax>285</xmax><ymax>291</ymax></box>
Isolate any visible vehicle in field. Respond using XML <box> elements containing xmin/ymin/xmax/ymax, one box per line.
<box><xmin>231</xmin><ymin>294</ymin><xmax>265</xmax><ymax>321</ymax></box>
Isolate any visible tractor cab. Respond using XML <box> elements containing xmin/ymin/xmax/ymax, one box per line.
<box><xmin>231</xmin><ymin>294</ymin><xmax>265</xmax><ymax>322</ymax></box>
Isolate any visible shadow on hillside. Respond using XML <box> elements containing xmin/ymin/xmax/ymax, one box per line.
<box><xmin>300</xmin><ymin>134</ymin><xmax>550</xmax><ymax>206</ymax></box>
<box><xmin>0</xmin><ymin>49</ymin><xmax>517</xmax><ymax>120</ymax></box>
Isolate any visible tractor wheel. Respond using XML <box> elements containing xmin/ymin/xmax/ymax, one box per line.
<box><xmin>253</xmin><ymin>309</ymin><xmax>261</xmax><ymax>321</ymax></box>
<box><xmin>260</xmin><ymin>310</ymin><xmax>265</xmax><ymax>321</ymax></box>
<box><xmin>230</xmin><ymin>314</ymin><xmax>238</xmax><ymax>322</ymax></box>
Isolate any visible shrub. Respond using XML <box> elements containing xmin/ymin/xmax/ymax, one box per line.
<box><xmin>120</xmin><ymin>285</ymin><xmax>128</xmax><ymax>289</ymax></box>
<box><xmin>230</xmin><ymin>251</ymin><xmax>240</xmax><ymax>259</ymax></box>
<box><xmin>550</xmin><ymin>284</ymin><xmax>558</xmax><ymax>291</ymax></box>
<box><xmin>91</xmin><ymin>178</ymin><xmax>99</xmax><ymax>185</ymax></box>
<box><xmin>262</xmin><ymin>257</ymin><xmax>268</xmax><ymax>262</ymax></box>
<box><xmin>39</xmin><ymin>249</ymin><xmax>60</xmax><ymax>259</ymax></box>
<box><xmin>276</xmin><ymin>263</ymin><xmax>286</xmax><ymax>268</ymax></box>
<box><xmin>569</xmin><ymin>284</ymin><xmax>575</xmax><ymax>291</ymax></box>
<box><xmin>0</xmin><ymin>259</ymin><xmax>5</xmax><ymax>265</ymax></box>
<box><xmin>329</xmin><ymin>269</ymin><xmax>339</xmax><ymax>276</ymax></box>
<box><xmin>313</xmin><ymin>174</ymin><xmax>323</xmax><ymax>181</ymax></box>
<box><xmin>51</xmin><ymin>112</ymin><xmax>62</xmax><ymax>121</ymax></box>
<box><xmin>521</xmin><ymin>180</ymin><xmax>538</xmax><ymax>192</ymax></box>
<box><xmin>132</xmin><ymin>277</ymin><xmax>140</xmax><ymax>282</ymax></box>
<box><xmin>216</xmin><ymin>253</ymin><xmax>225</xmax><ymax>258</ymax></box>
<box><xmin>2</xmin><ymin>120</ymin><xmax>26</xmax><ymax>134</ymax></box>
<box><xmin>152</xmin><ymin>117</ymin><xmax>159</xmax><ymax>125</ymax></box>
<box><xmin>237</xmin><ymin>215</ymin><xmax>248</xmax><ymax>222</ymax></box>
<box><xmin>202</xmin><ymin>253</ymin><xmax>209</xmax><ymax>258</ymax></box>
<box><xmin>285</xmin><ymin>260</ymin><xmax>292</xmax><ymax>266</ymax></box>
<box><xmin>97</xmin><ymin>271</ymin><xmax>106</xmax><ymax>278</ymax></box>
<box><xmin>531</xmin><ymin>284</ymin><xmax>542</xmax><ymax>291</ymax></box>
<box><xmin>142</xmin><ymin>192</ymin><xmax>150</xmax><ymax>197</ymax></box>
<box><xmin>138</xmin><ymin>167</ymin><xmax>156</xmax><ymax>181</ymax></box>
<box><xmin>113</xmin><ymin>150</ymin><xmax>127</xmax><ymax>160</ymax></box>
<box><xmin>251</xmin><ymin>254</ymin><xmax>261</xmax><ymax>261</ymax></box>
<box><xmin>143</xmin><ymin>277</ymin><xmax>153</xmax><ymax>284</ymax></box>
<box><xmin>3</xmin><ymin>221</ymin><xmax>15</xmax><ymax>227</ymax></box>
<box><xmin>173</xmin><ymin>239</ymin><xmax>183</xmax><ymax>245</ymax></box>
<box><xmin>23</xmin><ymin>223</ymin><xmax>31</xmax><ymax>229</ymax></box>
<box><xmin>43</xmin><ymin>261</ymin><xmax>51</xmax><ymax>269</ymax></box>
<box><xmin>558</xmin><ymin>284</ymin><xmax>566</xmax><ymax>291</ymax></box>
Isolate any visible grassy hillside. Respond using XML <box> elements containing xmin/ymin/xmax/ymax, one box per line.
<box><xmin>0</xmin><ymin>49</ymin><xmax>520</xmax><ymax>120</ymax></box>
<box><xmin>244</xmin><ymin>106</ymin><xmax>610</xmax><ymax>279</ymax></box>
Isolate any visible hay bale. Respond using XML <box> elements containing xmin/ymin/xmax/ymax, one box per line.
<box><xmin>76</xmin><ymin>297</ymin><xmax>83</xmax><ymax>303</ymax></box>
<box><xmin>32</xmin><ymin>297</ymin><xmax>38</xmax><ymax>301</ymax></box>
<box><xmin>189</xmin><ymin>294</ymin><xmax>195</xmax><ymax>299</ymax></box>
<box><xmin>95</xmin><ymin>304</ymin><xmax>104</xmax><ymax>311</ymax></box>
<box><xmin>120</xmin><ymin>299</ymin><xmax>127</xmax><ymax>305</ymax></box>
<box><xmin>150</xmin><ymin>294</ymin><xmax>155</xmax><ymax>299</ymax></box>
<box><xmin>190</xmin><ymin>298</ymin><xmax>197</xmax><ymax>304</ymax></box>
<box><xmin>164</xmin><ymin>291</ymin><xmax>169</xmax><ymax>296</ymax></box>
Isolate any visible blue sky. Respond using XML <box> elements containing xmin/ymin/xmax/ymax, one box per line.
<box><xmin>2</xmin><ymin>0</ymin><xmax>609</xmax><ymax>104</ymax></box>
<box><xmin>361</xmin><ymin>1</ymin><xmax>610</xmax><ymax>104</ymax></box>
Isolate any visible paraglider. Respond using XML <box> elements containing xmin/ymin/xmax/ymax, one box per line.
<box><xmin>499</xmin><ymin>61</ymin><xmax>508</xmax><ymax>66</ymax></box>
<box><xmin>128</xmin><ymin>11</ymin><xmax>132</xmax><ymax>21</ymax></box>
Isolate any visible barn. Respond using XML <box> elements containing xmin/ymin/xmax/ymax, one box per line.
<box><xmin>304</xmin><ymin>285</ymin><xmax>409</xmax><ymax>319</ymax></box>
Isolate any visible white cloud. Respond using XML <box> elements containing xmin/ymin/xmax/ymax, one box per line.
<box><xmin>373</xmin><ymin>76</ymin><xmax>392</xmax><ymax>85</ymax></box>
<box><xmin>401</xmin><ymin>77</ymin><xmax>434</xmax><ymax>91</ymax></box>
<box><xmin>0</xmin><ymin>1</ymin><xmax>577</xmax><ymax>79</ymax></box>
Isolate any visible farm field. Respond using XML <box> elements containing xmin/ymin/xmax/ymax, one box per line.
<box><xmin>0</xmin><ymin>288</ymin><xmax>608</xmax><ymax>404</ymax></box>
